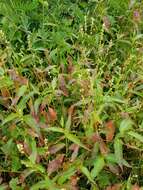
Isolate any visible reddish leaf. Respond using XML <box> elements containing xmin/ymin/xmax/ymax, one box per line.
<box><xmin>27</xmin><ymin>129</ymin><xmax>39</xmax><ymax>138</ymax></box>
<box><xmin>99</xmin><ymin>141</ymin><xmax>109</xmax><ymax>155</ymax></box>
<box><xmin>91</xmin><ymin>132</ymin><xmax>101</xmax><ymax>143</ymax></box>
<box><xmin>103</xmin><ymin>16</ymin><xmax>110</xmax><ymax>30</ymax></box>
<box><xmin>47</xmin><ymin>154</ymin><xmax>64</xmax><ymax>176</ymax></box>
<box><xmin>11</xmin><ymin>96</ymin><xmax>20</xmax><ymax>106</ymax></box>
<box><xmin>132</xmin><ymin>184</ymin><xmax>140</xmax><ymax>190</ymax></box>
<box><xmin>48</xmin><ymin>107</ymin><xmax>57</xmax><ymax>121</ymax></box>
<box><xmin>48</xmin><ymin>143</ymin><xmax>65</xmax><ymax>154</ymax></box>
<box><xmin>106</xmin><ymin>184</ymin><xmax>121</xmax><ymax>190</ymax></box>
<box><xmin>59</xmin><ymin>75</ymin><xmax>68</xmax><ymax>97</ymax></box>
<box><xmin>44</xmin><ymin>111</ymin><xmax>50</xmax><ymax>123</ymax></box>
<box><xmin>32</xmin><ymin>112</ymin><xmax>40</xmax><ymax>123</ymax></box>
<box><xmin>106</xmin><ymin>121</ymin><xmax>115</xmax><ymax>142</ymax></box>
<box><xmin>28</xmin><ymin>99</ymin><xmax>35</xmax><ymax>115</ymax></box>
<box><xmin>70</xmin><ymin>175</ymin><xmax>78</xmax><ymax>186</ymax></box>
<box><xmin>1</xmin><ymin>88</ymin><xmax>10</xmax><ymax>107</ymax></box>
<box><xmin>70</xmin><ymin>175</ymin><xmax>79</xmax><ymax>190</ymax></box>
<box><xmin>67</xmin><ymin>55</ymin><xmax>74</xmax><ymax>74</ymax></box>
<box><xmin>69</xmin><ymin>143</ymin><xmax>79</xmax><ymax>162</ymax></box>
<box><xmin>133</xmin><ymin>10</ymin><xmax>141</xmax><ymax>22</ymax></box>
<box><xmin>39</xmin><ymin>103</ymin><xmax>46</xmax><ymax>113</ymax></box>
<box><xmin>68</xmin><ymin>105</ymin><xmax>75</xmax><ymax>117</ymax></box>
<box><xmin>23</xmin><ymin>142</ymin><xmax>31</xmax><ymax>155</ymax></box>
<box><xmin>1</xmin><ymin>87</ymin><xmax>10</xmax><ymax>98</ymax></box>
<box><xmin>108</xmin><ymin>164</ymin><xmax>120</xmax><ymax>175</ymax></box>
<box><xmin>8</xmin><ymin>69</ymin><xmax>28</xmax><ymax>85</ymax></box>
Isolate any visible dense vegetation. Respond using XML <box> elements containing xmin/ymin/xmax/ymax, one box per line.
<box><xmin>0</xmin><ymin>0</ymin><xmax>143</xmax><ymax>189</ymax></box>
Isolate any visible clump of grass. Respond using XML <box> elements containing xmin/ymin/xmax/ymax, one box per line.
<box><xmin>0</xmin><ymin>0</ymin><xmax>143</xmax><ymax>189</ymax></box>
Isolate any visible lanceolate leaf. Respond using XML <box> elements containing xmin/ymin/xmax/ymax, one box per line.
<box><xmin>80</xmin><ymin>166</ymin><xmax>95</xmax><ymax>184</ymax></box>
<box><xmin>48</xmin><ymin>143</ymin><xmax>65</xmax><ymax>154</ymax></box>
<box><xmin>128</xmin><ymin>131</ymin><xmax>143</xmax><ymax>143</ymax></box>
<box><xmin>17</xmin><ymin>85</ymin><xmax>27</xmax><ymax>97</ymax></box>
<box><xmin>114</xmin><ymin>138</ymin><xmax>123</xmax><ymax>167</ymax></box>
<box><xmin>57</xmin><ymin>166</ymin><xmax>76</xmax><ymax>185</ymax></box>
<box><xmin>119</xmin><ymin>119</ymin><xmax>133</xmax><ymax>135</ymax></box>
<box><xmin>91</xmin><ymin>156</ymin><xmax>105</xmax><ymax>178</ymax></box>
<box><xmin>47</xmin><ymin>154</ymin><xmax>64</xmax><ymax>176</ymax></box>
<box><xmin>106</xmin><ymin>120</ymin><xmax>115</xmax><ymax>142</ymax></box>
<box><xmin>23</xmin><ymin>114</ymin><xmax>40</xmax><ymax>135</ymax></box>
<box><xmin>2</xmin><ymin>113</ymin><xmax>19</xmax><ymax>125</ymax></box>
<box><xmin>29</xmin><ymin>139</ymin><xmax>37</xmax><ymax>164</ymax></box>
<box><xmin>64</xmin><ymin>131</ymin><xmax>89</xmax><ymax>150</ymax></box>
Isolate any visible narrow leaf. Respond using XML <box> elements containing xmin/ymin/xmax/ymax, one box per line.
<box><xmin>91</xmin><ymin>156</ymin><xmax>105</xmax><ymax>178</ymax></box>
<box><xmin>119</xmin><ymin>119</ymin><xmax>133</xmax><ymax>135</ymax></box>
<box><xmin>80</xmin><ymin>166</ymin><xmax>95</xmax><ymax>184</ymax></box>
<box><xmin>29</xmin><ymin>139</ymin><xmax>37</xmax><ymax>164</ymax></box>
<box><xmin>128</xmin><ymin>131</ymin><xmax>143</xmax><ymax>143</ymax></box>
<box><xmin>106</xmin><ymin>120</ymin><xmax>115</xmax><ymax>142</ymax></box>
<box><xmin>65</xmin><ymin>132</ymin><xmax>89</xmax><ymax>150</ymax></box>
<box><xmin>2</xmin><ymin>113</ymin><xmax>19</xmax><ymax>125</ymax></box>
<box><xmin>114</xmin><ymin>138</ymin><xmax>123</xmax><ymax>167</ymax></box>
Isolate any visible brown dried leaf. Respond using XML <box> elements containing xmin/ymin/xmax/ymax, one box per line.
<box><xmin>99</xmin><ymin>141</ymin><xmax>109</xmax><ymax>155</ymax></box>
<box><xmin>1</xmin><ymin>87</ymin><xmax>10</xmax><ymax>98</ymax></box>
<box><xmin>132</xmin><ymin>184</ymin><xmax>140</xmax><ymax>190</ymax></box>
<box><xmin>69</xmin><ymin>143</ymin><xmax>79</xmax><ymax>162</ymax></box>
<box><xmin>70</xmin><ymin>175</ymin><xmax>79</xmax><ymax>190</ymax></box>
<box><xmin>103</xmin><ymin>16</ymin><xmax>110</xmax><ymax>30</ymax></box>
<box><xmin>133</xmin><ymin>10</ymin><xmax>141</xmax><ymax>22</ymax></box>
<box><xmin>91</xmin><ymin>132</ymin><xmax>102</xmax><ymax>143</ymax></box>
<box><xmin>8</xmin><ymin>69</ymin><xmax>28</xmax><ymax>85</ymax></box>
<box><xmin>48</xmin><ymin>107</ymin><xmax>57</xmax><ymax>121</ymax></box>
<box><xmin>67</xmin><ymin>55</ymin><xmax>74</xmax><ymax>74</ymax></box>
<box><xmin>106</xmin><ymin>121</ymin><xmax>115</xmax><ymax>142</ymax></box>
<box><xmin>23</xmin><ymin>142</ymin><xmax>31</xmax><ymax>155</ymax></box>
<box><xmin>108</xmin><ymin>164</ymin><xmax>120</xmax><ymax>175</ymax></box>
<box><xmin>47</xmin><ymin>154</ymin><xmax>64</xmax><ymax>176</ymax></box>
<box><xmin>48</xmin><ymin>143</ymin><xmax>65</xmax><ymax>154</ymax></box>
<box><xmin>11</xmin><ymin>96</ymin><xmax>20</xmax><ymax>106</ymax></box>
<box><xmin>1</xmin><ymin>88</ymin><xmax>10</xmax><ymax>107</ymax></box>
<box><xmin>59</xmin><ymin>75</ymin><xmax>68</xmax><ymax>97</ymax></box>
<box><xmin>106</xmin><ymin>184</ymin><xmax>121</xmax><ymax>190</ymax></box>
<box><xmin>68</xmin><ymin>105</ymin><xmax>75</xmax><ymax>117</ymax></box>
<box><xmin>27</xmin><ymin>128</ymin><xmax>39</xmax><ymax>138</ymax></box>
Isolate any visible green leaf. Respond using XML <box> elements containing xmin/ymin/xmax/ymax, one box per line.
<box><xmin>91</xmin><ymin>156</ymin><xmax>105</xmax><ymax>178</ymax></box>
<box><xmin>0</xmin><ymin>76</ymin><xmax>13</xmax><ymax>89</ymax></box>
<box><xmin>0</xmin><ymin>185</ymin><xmax>8</xmax><ymax>190</ymax></box>
<box><xmin>80</xmin><ymin>166</ymin><xmax>95</xmax><ymax>184</ymax></box>
<box><xmin>23</xmin><ymin>114</ymin><xmax>40</xmax><ymax>135</ymax></box>
<box><xmin>17</xmin><ymin>91</ymin><xmax>36</xmax><ymax>112</ymax></box>
<box><xmin>64</xmin><ymin>131</ymin><xmax>89</xmax><ymax>150</ymax></box>
<box><xmin>105</xmin><ymin>153</ymin><xmax>117</xmax><ymax>164</ymax></box>
<box><xmin>9</xmin><ymin>178</ymin><xmax>23</xmax><ymax>190</ymax></box>
<box><xmin>119</xmin><ymin>119</ymin><xmax>133</xmax><ymax>135</ymax></box>
<box><xmin>12</xmin><ymin>156</ymin><xmax>22</xmax><ymax>171</ymax></box>
<box><xmin>1</xmin><ymin>139</ymin><xmax>15</xmax><ymax>156</ymax></box>
<box><xmin>44</xmin><ymin>127</ymin><xmax>64</xmax><ymax>133</ymax></box>
<box><xmin>114</xmin><ymin>138</ymin><xmax>123</xmax><ymax>166</ymax></box>
<box><xmin>30</xmin><ymin>178</ymin><xmax>58</xmax><ymax>190</ymax></box>
<box><xmin>122</xmin><ymin>159</ymin><xmax>131</xmax><ymax>168</ymax></box>
<box><xmin>65</xmin><ymin>115</ymin><xmax>72</xmax><ymax>130</ymax></box>
<box><xmin>21</xmin><ymin>160</ymin><xmax>45</xmax><ymax>173</ymax></box>
<box><xmin>17</xmin><ymin>85</ymin><xmax>27</xmax><ymax>97</ymax></box>
<box><xmin>128</xmin><ymin>131</ymin><xmax>143</xmax><ymax>143</ymax></box>
<box><xmin>0</xmin><ymin>68</ymin><xmax>4</xmax><ymax>76</ymax></box>
<box><xmin>2</xmin><ymin>113</ymin><xmax>19</xmax><ymax>125</ymax></box>
<box><xmin>29</xmin><ymin>139</ymin><xmax>37</xmax><ymax>164</ymax></box>
<box><xmin>57</xmin><ymin>166</ymin><xmax>76</xmax><ymax>185</ymax></box>
<box><xmin>34</xmin><ymin>98</ymin><xmax>42</xmax><ymax>115</ymax></box>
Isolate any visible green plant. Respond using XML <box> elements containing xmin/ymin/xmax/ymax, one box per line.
<box><xmin>0</xmin><ymin>0</ymin><xmax>143</xmax><ymax>189</ymax></box>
